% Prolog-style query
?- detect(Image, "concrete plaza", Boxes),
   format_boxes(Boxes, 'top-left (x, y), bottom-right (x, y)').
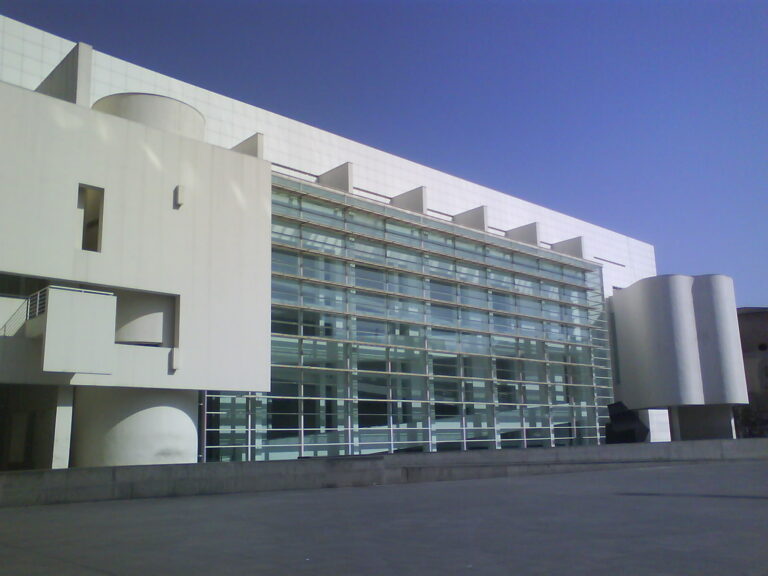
top-left (0, 460), bottom-right (766, 575)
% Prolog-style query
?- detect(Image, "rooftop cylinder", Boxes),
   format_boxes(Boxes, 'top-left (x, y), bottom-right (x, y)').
top-left (92, 93), bottom-right (205, 140)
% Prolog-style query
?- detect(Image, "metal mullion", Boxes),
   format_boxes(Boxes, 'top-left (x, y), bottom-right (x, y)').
top-left (298, 350), bottom-right (305, 458)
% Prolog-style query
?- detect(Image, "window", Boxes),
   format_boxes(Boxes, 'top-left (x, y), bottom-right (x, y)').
top-left (78, 184), bottom-right (104, 252)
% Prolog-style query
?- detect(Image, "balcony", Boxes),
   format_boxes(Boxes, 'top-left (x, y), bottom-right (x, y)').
top-left (1, 286), bottom-right (116, 375)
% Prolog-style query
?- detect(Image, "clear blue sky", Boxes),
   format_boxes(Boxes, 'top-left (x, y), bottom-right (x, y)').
top-left (2, 0), bottom-right (766, 306)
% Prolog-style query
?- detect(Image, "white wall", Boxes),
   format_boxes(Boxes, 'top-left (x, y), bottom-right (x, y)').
top-left (0, 81), bottom-right (272, 392)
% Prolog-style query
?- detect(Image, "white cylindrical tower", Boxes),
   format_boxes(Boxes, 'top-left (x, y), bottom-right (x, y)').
top-left (71, 387), bottom-right (198, 467)
top-left (92, 93), bottom-right (205, 140)
top-left (611, 274), bottom-right (705, 408)
top-left (692, 275), bottom-right (749, 404)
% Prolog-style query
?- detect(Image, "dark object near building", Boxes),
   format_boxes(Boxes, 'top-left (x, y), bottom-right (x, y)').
top-left (606, 402), bottom-right (649, 444)
top-left (735, 308), bottom-right (768, 438)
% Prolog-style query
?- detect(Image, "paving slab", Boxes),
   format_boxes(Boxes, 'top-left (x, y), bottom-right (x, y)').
top-left (0, 460), bottom-right (766, 576)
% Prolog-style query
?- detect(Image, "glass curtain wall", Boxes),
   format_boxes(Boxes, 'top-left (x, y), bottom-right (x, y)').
top-left (205, 175), bottom-right (612, 461)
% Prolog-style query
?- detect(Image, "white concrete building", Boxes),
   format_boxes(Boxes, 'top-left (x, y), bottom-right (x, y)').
top-left (0, 16), bottom-right (748, 469)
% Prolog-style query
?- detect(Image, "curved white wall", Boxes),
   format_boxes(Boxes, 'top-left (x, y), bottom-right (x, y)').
top-left (612, 275), bottom-right (703, 408)
top-left (72, 387), bottom-right (198, 467)
top-left (692, 275), bottom-right (748, 404)
top-left (92, 92), bottom-right (205, 140)
top-left (115, 290), bottom-right (175, 346)
top-left (612, 274), bottom-right (748, 410)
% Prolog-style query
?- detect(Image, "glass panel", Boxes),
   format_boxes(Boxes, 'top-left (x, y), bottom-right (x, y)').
top-left (495, 358), bottom-right (520, 381)
top-left (488, 269), bottom-right (512, 289)
top-left (272, 249), bottom-right (299, 275)
top-left (354, 265), bottom-right (386, 291)
top-left (463, 356), bottom-right (491, 378)
top-left (430, 330), bottom-right (459, 352)
top-left (273, 188), bottom-right (300, 210)
top-left (272, 220), bottom-right (300, 246)
top-left (389, 323), bottom-right (424, 348)
top-left (272, 278), bottom-right (299, 305)
top-left (386, 247), bottom-right (422, 272)
top-left (272, 307), bottom-right (299, 334)
top-left (272, 336), bottom-right (300, 365)
top-left (392, 376), bottom-right (427, 402)
top-left (303, 226), bottom-right (344, 256)
top-left (431, 304), bottom-right (457, 327)
top-left (490, 291), bottom-right (514, 313)
top-left (518, 296), bottom-right (541, 317)
top-left (491, 314), bottom-right (515, 333)
top-left (347, 210), bottom-right (383, 234)
top-left (390, 347), bottom-right (426, 374)
top-left (354, 345), bottom-right (388, 372)
top-left (351, 292), bottom-right (387, 316)
top-left (514, 254), bottom-right (538, 275)
top-left (521, 361), bottom-right (545, 382)
top-left (456, 263), bottom-right (484, 283)
top-left (303, 340), bottom-right (347, 369)
top-left (492, 335), bottom-right (518, 357)
top-left (355, 319), bottom-right (388, 343)
top-left (389, 272), bottom-right (423, 297)
top-left (303, 369), bottom-right (347, 400)
top-left (429, 280), bottom-right (456, 303)
top-left (497, 383), bottom-right (521, 404)
top-left (302, 311), bottom-right (346, 338)
top-left (389, 298), bottom-right (424, 322)
top-left (303, 255), bottom-right (345, 283)
top-left (431, 353), bottom-right (459, 376)
top-left (460, 285), bottom-right (487, 308)
top-left (302, 197), bottom-right (344, 227)
top-left (460, 309), bottom-right (488, 330)
top-left (423, 231), bottom-right (454, 255)
top-left (455, 238), bottom-right (484, 259)
top-left (461, 333), bottom-right (489, 354)
top-left (425, 255), bottom-right (455, 278)
top-left (513, 276), bottom-right (537, 296)
top-left (385, 220), bottom-right (421, 244)
top-left (270, 367), bottom-right (301, 396)
top-left (545, 342), bottom-right (567, 362)
top-left (302, 283), bottom-right (345, 311)
top-left (352, 239), bottom-right (386, 264)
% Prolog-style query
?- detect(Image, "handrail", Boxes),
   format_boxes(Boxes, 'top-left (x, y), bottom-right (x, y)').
top-left (26, 285), bottom-right (112, 320)
top-left (0, 299), bottom-right (28, 337)
top-left (1, 285), bottom-right (114, 335)
top-left (27, 288), bottom-right (47, 319)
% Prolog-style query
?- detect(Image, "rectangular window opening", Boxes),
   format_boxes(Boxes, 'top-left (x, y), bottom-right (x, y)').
top-left (78, 184), bottom-right (104, 252)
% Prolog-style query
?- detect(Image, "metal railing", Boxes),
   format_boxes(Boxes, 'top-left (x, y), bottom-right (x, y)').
top-left (1, 285), bottom-right (114, 337)
top-left (27, 287), bottom-right (48, 320)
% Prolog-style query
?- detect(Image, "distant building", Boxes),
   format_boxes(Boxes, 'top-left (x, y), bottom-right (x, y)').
top-left (735, 308), bottom-right (768, 437)
top-left (0, 15), bottom-right (749, 470)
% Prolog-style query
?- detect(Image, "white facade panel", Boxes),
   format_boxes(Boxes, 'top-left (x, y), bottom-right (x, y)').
top-left (41, 287), bottom-right (117, 375)
top-left (0, 80), bottom-right (272, 392)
